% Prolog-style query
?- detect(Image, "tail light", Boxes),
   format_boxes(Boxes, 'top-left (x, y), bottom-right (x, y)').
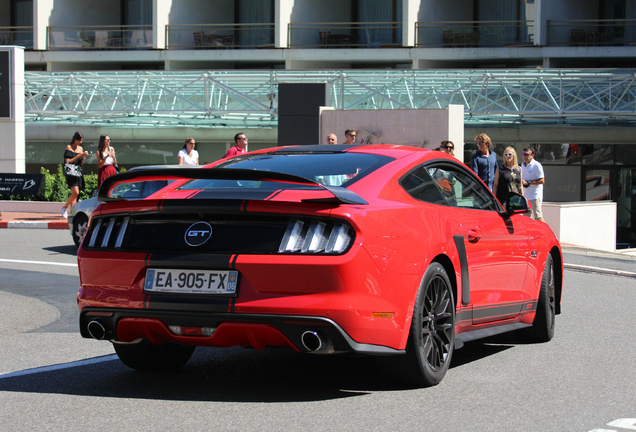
top-left (278, 220), bottom-right (354, 254)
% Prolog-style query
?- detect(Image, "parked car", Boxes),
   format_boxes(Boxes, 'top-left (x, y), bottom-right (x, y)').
top-left (68, 167), bottom-right (180, 246)
top-left (76, 145), bottom-right (563, 387)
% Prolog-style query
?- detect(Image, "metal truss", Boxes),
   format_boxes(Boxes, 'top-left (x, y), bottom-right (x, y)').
top-left (23, 69), bottom-right (636, 128)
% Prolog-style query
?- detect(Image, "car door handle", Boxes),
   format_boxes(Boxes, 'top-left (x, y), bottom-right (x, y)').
top-left (467, 229), bottom-right (482, 243)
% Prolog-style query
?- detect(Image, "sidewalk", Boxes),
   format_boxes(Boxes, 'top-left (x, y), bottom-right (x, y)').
top-left (0, 211), bottom-right (69, 229)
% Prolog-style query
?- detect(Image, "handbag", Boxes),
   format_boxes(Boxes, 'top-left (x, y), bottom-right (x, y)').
top-left (64, 163), bottom-right (82, 177)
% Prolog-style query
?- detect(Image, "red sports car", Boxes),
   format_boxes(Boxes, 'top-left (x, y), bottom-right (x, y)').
top-left (77, 144), bottom-right (562, 387)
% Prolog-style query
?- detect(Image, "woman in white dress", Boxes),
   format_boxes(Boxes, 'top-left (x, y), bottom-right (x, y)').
top-left (178, 137), bottom-right (199, 165)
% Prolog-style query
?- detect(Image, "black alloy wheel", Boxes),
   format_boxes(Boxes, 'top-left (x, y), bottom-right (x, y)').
top-left (526, 254), bottom-right (556, 342)
top-left (404, 262), bottom-right (456, 387)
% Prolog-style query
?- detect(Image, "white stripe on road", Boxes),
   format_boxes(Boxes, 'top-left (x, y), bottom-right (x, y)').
top-left (0, 354), bottom-right (118, 379)
top-left (0, 258), bottom-right (77, 267)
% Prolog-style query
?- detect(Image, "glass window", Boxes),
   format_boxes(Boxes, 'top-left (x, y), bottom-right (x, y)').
top-left (615, 144), bottom-right (636, 165)
top-left (400, 163), bottom-right (500, 211)
top-left (181, 152), bottom-right (395, 193)
top-left (400, 166), bottom-right (447, 205)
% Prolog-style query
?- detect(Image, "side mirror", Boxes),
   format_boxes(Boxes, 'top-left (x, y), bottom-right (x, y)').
top-left (505, 192), bottom-right (531, 215)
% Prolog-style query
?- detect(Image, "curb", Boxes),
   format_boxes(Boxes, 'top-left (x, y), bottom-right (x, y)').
top-left (564, 263), bottom-right (636, 278)
top-left (0, 220), bottom-right (69, 229)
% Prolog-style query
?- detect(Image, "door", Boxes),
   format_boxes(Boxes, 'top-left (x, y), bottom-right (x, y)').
top-left (425, 164), bottom-right (531, 324)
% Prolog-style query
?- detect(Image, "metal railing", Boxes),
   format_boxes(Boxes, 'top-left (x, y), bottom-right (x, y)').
top-left (166, 23), bottom-right (275, 49)
top-left (416, 21), bottom-right (535, 47)
top-left (288, 22), bottom-right (403, 48)
top-left (0, 26), bottom-right (34, 48)
top-left (23, 70), bottom-right (636, 128)
top-left (547, 19), bottom-right (636, 46)
top-left (47, 25), bottom-right (153, 50)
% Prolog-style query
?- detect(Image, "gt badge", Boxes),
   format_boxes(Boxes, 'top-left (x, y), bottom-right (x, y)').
top-left (184, 222), bottom-right (213, 247)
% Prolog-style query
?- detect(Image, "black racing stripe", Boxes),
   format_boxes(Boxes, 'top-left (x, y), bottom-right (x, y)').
top-left (157, 199), bottom-right (245, 213)
top-left (144, 293), bottom-right (232, 313)
top-left (229, 254), bottom-right (238, 270)
top-left (265, 189), bottom-right (284, 201)
top-left (455, 308), bottom-right (471, 326)
top-left (472, 301), bottom-right (527, 322)
top-left (453, 235), bottom-right (470, 306)
top-left (147, 252), bottom-right (235, 270)
top-left (241, 200), bottom-right (248, 212)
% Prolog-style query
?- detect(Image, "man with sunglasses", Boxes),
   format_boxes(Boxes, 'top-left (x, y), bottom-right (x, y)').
top-left (344, 129), bottom-right (357, 145)
top-left (521, 147), bottom-right (545, 222)
top-left (224, 133), bottom-right (248, 159)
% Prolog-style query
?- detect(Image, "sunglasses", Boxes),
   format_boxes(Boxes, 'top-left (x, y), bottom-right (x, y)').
top-left (522, 153), bottom-right (532, 156)
top-left (444, 146), bottom-right (454, 150)
top-left (504, 153), bottom-right (513, 156)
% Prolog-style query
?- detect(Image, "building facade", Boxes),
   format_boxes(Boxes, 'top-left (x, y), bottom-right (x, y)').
top-left (1, 0), bottom-right (635, 247)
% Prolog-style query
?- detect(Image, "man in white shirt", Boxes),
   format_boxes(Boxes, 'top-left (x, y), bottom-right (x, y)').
top-left (521, 147), bottom-right (545, 222)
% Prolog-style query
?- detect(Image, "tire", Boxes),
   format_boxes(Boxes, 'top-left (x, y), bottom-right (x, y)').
top-left (402, 262), bottom-right (456, 387)
top-left (526, 254), bottom-right (556, 342)
top-left (113, 341), bottom-right (195, 372)
top-left (72, 213), bottom-right (89, 247)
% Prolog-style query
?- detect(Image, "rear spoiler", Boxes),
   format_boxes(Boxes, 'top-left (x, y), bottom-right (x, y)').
top-left (97, 168), bottom-right (368, 205)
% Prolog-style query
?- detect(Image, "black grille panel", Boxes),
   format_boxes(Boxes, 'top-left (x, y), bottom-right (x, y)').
top-left (84, 213), bottom-right (290, 254)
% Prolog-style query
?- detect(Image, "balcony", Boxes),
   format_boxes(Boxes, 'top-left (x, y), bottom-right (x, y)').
top-left (166, 24), bottom-right (275, 49)
top-left (0, 26), bottom-right (34, 49)
top-left (547, 19), bottom-right (636, 46)
top-left (288, 22), bottom-right (402, 48)
top-left (47, 25), bottom-right (153, 50)
top-left (415, 21), bottom-right (534, 47)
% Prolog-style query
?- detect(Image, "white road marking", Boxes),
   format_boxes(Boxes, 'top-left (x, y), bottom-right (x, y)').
top-left (0, 258), bottom-right (77, 267)
top-left (607, 419), bottom-right (636, 430)
top-left (0, 354), bottom-right (118, 379)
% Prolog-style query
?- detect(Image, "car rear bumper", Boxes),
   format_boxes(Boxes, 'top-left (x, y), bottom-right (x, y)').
top-left (79, 307), bottom-right (405, 356)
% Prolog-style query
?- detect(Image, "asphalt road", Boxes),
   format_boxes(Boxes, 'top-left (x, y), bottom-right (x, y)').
top-left (0, 229), bottom-right (635, 431)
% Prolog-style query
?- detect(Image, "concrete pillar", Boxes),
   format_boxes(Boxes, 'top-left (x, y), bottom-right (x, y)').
top-left (403, 0), bottom-right (419, 47)
top-left (276, 0), bottom-right (292, 48)
top-left (33, 0), bottom-right (55, 51)
top-left (154, 0), bottom-right (172, 49)
top-left (0, 47), bottom-right (25, 173)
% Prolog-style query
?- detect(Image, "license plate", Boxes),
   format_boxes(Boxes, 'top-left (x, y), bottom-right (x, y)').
top-left (144, 268), bottom-right (238, 295)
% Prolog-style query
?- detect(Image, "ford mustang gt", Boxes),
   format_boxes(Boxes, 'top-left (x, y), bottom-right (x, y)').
top-left (77, 144), bottom-right (562, 387)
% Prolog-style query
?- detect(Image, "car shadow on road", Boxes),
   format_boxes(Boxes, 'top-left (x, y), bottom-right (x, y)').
top-left (43, 245), bottom-right (78, 256)
top-left (0, 335), bottom-right (520, 402)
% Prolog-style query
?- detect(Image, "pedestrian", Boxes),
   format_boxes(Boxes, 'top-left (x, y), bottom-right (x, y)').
top-left (61, 131), bottom-right (89, 218)
top-left (494, 146), bottom-right (523, 204)
top-left (344, 129), bottom-right (357, 144)
top-left (178, 137), bottom-right (199, 165)
top-left (521, 147), bottom-right (545, 222)
top-left (224, 133), bottom-right (248, 158)
top-left (471, 133), bottom-right (498, 190)
top-left (439, 140), bottom-right (455, 157)
top-left (97, 134), bottom-right (118, 188)
top-left (326, 133), bottom-right (338, 145)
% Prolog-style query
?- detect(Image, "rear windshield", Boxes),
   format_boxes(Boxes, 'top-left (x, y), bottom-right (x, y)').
top-left (180, 152), bottom-right (394, 192)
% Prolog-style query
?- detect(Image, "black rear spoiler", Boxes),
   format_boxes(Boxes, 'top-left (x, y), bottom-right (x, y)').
top-left (97, 168), bottom-right (368, 205)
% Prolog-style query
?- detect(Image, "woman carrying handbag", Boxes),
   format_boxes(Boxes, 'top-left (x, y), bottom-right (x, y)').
top-left (61, 131), bottom-right (88, 218)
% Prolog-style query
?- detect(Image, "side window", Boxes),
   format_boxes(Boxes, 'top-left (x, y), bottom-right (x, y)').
top-left (426, 165), bottom-right (500, 211)
top-left (400, 165), bottom-right (448, 206)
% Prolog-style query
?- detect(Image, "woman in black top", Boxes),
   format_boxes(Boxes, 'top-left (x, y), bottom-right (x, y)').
top-left (494, 146), bottom-right (524, 205)
top-left (62, 131), bottom-right (89, 218)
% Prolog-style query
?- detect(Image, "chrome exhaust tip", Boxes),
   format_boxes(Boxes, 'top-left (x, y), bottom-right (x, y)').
top-left (87, 320), bottom-right (107, 340)
top-left (301, 330), bottom-right (325, 352)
